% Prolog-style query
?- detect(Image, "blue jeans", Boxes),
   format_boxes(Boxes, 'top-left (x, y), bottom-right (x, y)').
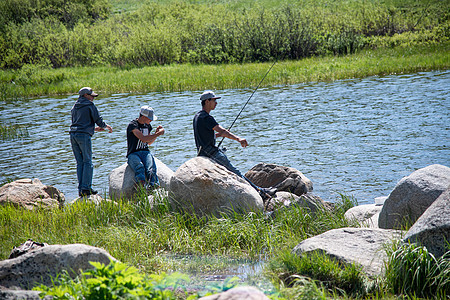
top-left (127, 150), bottom-right (159, 186)
top-left (70, 132), bottom-right (93, 192)
top-left (204, 149), bottom-right (261, 192)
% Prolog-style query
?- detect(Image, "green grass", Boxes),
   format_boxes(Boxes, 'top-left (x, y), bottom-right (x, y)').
top-left (2, 189), bottom-right (449, 298)
top-left (1, 43), bottom-right (448, 100)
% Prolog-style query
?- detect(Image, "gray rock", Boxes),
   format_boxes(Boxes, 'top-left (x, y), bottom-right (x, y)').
top-left (379, 164), bottom-right (450, 229)
top-left (0, 290), bottom-right (50, 300)
top-left (266, 191), bottom-right (327, 213)
top-left (403, 187), bottom-right (450, 258)
top-left (169, 157), bottom-right (263, 217)
top-left (199, 286), bottom-right (269, 300)
top-left (292, 227), bottom-right (403, 277)
top-left (0, 178), bottom-right (65, 210)
top-left (345, 204), bottom-right (383, 228)
top-left (108, 158), bottom-right (174, 199)
top-left (0, 244), bottom-right (116, 290)
top-left (245, 163), bottom-right (313, 196)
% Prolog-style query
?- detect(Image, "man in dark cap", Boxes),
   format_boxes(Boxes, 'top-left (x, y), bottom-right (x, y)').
top-left (193, 90), bottom-right (276, 200)
top-left (69, 87), bottom-right (113, 197)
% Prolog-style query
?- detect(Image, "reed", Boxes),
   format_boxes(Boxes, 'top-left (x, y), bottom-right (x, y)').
top-left (0, 43), bottom-right (448, 100)
top-left (0, 123), bottom-right (29, 140)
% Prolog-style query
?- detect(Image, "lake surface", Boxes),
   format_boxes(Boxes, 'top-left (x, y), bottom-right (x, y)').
top-left (1, 70), bottom-right (449, 203)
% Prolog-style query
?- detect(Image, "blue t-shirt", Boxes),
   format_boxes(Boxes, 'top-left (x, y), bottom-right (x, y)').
top-left (193, 110), bottom-right (218, 156)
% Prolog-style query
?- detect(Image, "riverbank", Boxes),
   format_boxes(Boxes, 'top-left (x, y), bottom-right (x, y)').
top-left (1, 43), bottom-right (449, 100)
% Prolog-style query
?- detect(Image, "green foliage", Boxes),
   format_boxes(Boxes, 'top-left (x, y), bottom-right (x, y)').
top-left (0, 0), bottom-right (111, 30)
top-left (0, 0), bottom-right (448, 69)
top-left (34, 259), bottom-right (190, 299)
top-left (384, 242), bottom-right (450, 299)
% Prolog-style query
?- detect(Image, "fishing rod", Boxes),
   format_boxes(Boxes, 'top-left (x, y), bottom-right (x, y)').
top-left (217, 58), bottom-right (278, 149)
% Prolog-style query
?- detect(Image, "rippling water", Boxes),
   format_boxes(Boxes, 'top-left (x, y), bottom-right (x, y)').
top-left (1, 71), bottom-right (449, 203)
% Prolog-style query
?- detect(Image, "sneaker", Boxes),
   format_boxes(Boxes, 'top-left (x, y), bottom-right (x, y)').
top-left (260, 187), bottom-right (277, 197)
top-left (79, 189), bottom-right (98, 197)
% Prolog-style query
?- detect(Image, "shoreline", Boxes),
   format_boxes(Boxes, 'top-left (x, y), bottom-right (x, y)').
top-left (1, 43), bottom-right (449, 100)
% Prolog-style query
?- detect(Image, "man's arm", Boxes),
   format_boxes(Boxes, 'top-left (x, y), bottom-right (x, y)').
top-left (213, 125), bottom-right (248, 148)
top-left (132, 125), bottom-right (165, 146)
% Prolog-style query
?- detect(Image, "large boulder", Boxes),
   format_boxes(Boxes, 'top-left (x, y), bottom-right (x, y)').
top-left (245, 163), bottom-right (313, 196)
top-left (199, 286), bottom-right (269, 300)
top-left (108, 158), bottom-right (174, 199)
top-left (169, 157), bottom-right (263, 217)
top-left (0, 178), bottom-right (64, 210)
top-left (292, 227), bottom-right (403, 277)
top-left (378, 164), bottom-right (450, 229)
top-left (403, 187), bottom-right (450, 258)
top-left (0, 244), bottom-right (116, 290)
top-left (345, 204), bottom-right (383, 228)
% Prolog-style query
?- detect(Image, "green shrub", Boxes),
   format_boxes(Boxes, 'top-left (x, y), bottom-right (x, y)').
top-left (34, 260), bottom-right (191, 299)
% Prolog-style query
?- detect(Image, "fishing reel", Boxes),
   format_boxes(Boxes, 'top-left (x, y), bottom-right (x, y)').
top-left (221, 147), bottom-right (227, 152)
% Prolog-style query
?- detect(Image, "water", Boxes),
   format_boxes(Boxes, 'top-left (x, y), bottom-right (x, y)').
top-left (1, 71), bottom-right (449, 203)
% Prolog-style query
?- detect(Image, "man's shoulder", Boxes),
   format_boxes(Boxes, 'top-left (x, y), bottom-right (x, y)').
top-left (127, 119), bottom-right (139, 129)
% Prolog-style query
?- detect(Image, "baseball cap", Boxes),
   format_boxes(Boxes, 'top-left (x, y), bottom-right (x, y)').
top-left (78, 87), bottom-right (98, 97)
top-left (140, 106), bottom-right (157, 121)
top-left (200, 90), bottom-right (221, 101)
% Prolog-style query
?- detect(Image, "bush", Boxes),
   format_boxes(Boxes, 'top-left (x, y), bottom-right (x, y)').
top-left (34, 260), bottom-right (191, 299)
top-left (1, 0), bottom-right (448, 69)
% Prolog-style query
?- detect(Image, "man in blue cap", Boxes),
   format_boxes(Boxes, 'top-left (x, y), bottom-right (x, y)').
top-left (70, 87), bottom-right (113, 197)
top-left (193, 90), bottom-right (276, 200)
top-left (126, 105), bottom-right (165, 189)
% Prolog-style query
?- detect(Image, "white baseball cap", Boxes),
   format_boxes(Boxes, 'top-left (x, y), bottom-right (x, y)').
top-left (200, 90), bottom-right (221, 101)
top-left (140, 106), bottom-right (157, 121)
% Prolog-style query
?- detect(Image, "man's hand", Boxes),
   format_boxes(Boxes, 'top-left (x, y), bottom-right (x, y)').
top-left (238, 138), bottom-right (248, 148)
top-left (155, 125), bottom-right (165, 136)
top-left (105, 124), bottom-right (113, 133)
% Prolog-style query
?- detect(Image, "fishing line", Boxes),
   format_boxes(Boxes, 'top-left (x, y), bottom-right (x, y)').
top-left (217, 58), bottom-right (278, 149)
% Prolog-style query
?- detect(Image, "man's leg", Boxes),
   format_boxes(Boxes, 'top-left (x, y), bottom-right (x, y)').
top-left (128, 152), bottom-right (147, 185)
top-left (142, 151), bottom-right (159, 187)
top-left (70, 133), bottom-right (83, 193)
top-left (71, 133), bottom-right (94, 194)
top-left (208, 150), bottom-right (277, 199)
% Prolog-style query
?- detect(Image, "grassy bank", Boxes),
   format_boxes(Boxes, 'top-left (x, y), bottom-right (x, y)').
top-left (2, 190), bottom-right (449, 298)
top-left (1, 42), bottom-right (449, 100)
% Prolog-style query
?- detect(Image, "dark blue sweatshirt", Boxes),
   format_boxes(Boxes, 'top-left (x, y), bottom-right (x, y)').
top-left (69, 96), bottom-right (107, 136)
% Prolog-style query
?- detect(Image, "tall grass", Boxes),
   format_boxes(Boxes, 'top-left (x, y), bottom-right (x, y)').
top-left (0, 123), bottom-right (29, 140)
top-left (0, 192), bottom-right (354, 272)
top-left (384, 242), bottom-right (450, 299)
top-left (0, 42), bottom-right (448, 99)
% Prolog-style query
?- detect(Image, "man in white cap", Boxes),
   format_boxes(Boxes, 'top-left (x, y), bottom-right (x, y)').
top-left (193, 90), bottom-right (276, 200)
top-left (126, 105), bottom-right (165, 189)
top-left (70, 87), bottom-right (113, 197)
